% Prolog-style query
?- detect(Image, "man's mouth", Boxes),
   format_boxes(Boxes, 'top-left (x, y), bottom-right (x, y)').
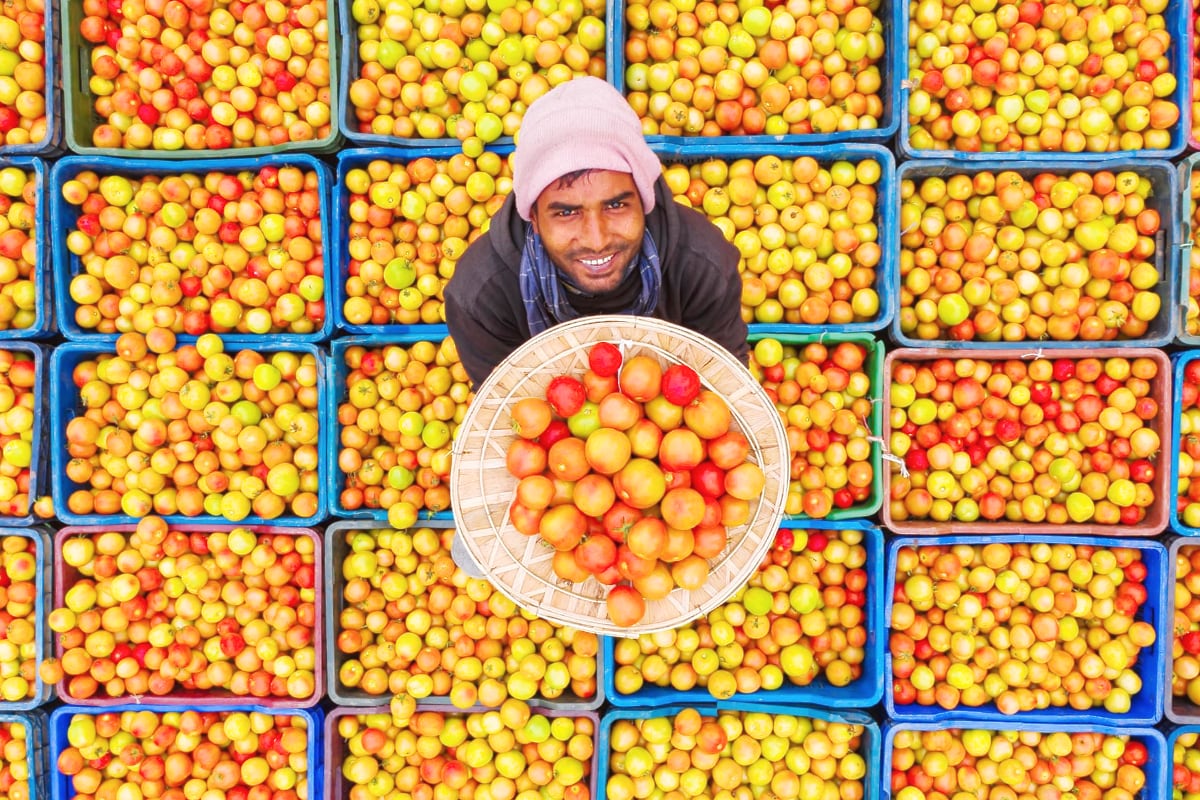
top-left (577, 253), bottom-right (617, 273)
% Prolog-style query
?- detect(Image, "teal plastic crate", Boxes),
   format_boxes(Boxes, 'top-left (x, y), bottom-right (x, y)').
top-left (59, 0), bottom-right (342, 158)
top-left (885, 534), bottom-right (1169, 726)
top-left (49, 341), bottom-right (332, 527)
top-left (603, 519), bottom-right (884, 708)
top-left (327, 331), bottom-right (457, 522)
top-left (894, 157), bottom-right (1179, 349)
top-left (49, 154), bottom-right (335, 344)
top-left (1168, 725), bottom-right (1200, 797)
top-left (747, 330), bottom-right (884, 521)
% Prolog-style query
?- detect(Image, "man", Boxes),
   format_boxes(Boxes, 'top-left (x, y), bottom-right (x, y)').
top-left (444, 76), bottom-right (748, 388)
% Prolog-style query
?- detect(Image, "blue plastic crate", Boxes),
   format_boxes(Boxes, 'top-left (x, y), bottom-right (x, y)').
top-left (0, 528), bottom-right (52, 711)
top-left (603, 519), bottom-right (883, 708)
top-left (884, 534), bottom-right (1169, 726)
top-left (883, 721), bottom-right (1167, 800)
top-left (49, 341), bottom-right (332, 527)
top-left (609, 0), bottom-right (901, 147)
top-left (0, 159), bottom-right (50, 341)
top-left (327, 332), bottom-right (458, 522)
top-left (48, 155), bottom-right (336, 345)
top-left (892, 157), bottom-right (1179, 350)
top-left (332, 145), bottom-right (514, 336)
top-left (1177, 153), bottom-right (1200, 345)
top-left (336, 0), bottom-right (618, 148)
top-left (597, 702), bottom-right (880, 800)
top-left (0, 710), bottom-right (49, 792)
top-left (324, 705), bottom-right (597, 800)
top-left (652, 141), bottom-right (897, 336)
top-left (0, 1), bottom-right (62, 158)
top-left (1172, 350), bottom-right (1200, 535)
top-left (898, 0), bottom-right (1190, 160)
top-left (50, 704), bottom-right (324, 800)
top-left (325, 519), bottom-right (606, 709)
top-left (59, 2), bottom-right (341, 159)
top-left (0, 342), bottom-right (47, 528)
top-left (746, 330), bottom-right (884, 521)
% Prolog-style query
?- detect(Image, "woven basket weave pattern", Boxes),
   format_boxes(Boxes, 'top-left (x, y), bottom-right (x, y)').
top-left (450, 316), bottom-right (789, 637)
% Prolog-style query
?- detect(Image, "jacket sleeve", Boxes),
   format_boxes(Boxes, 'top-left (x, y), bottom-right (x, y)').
top-left (444, 292), bottom-right (514, 388)
top-left (443, 246), bottom-right (531, 388)
top-left (673, 208), bottom-right (750, 364)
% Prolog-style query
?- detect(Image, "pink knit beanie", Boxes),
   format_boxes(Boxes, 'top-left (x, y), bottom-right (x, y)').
top-left (512, 77), bottom-right (661, 221)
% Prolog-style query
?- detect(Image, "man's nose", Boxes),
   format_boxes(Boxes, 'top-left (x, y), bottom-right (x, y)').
top-left (578, 210), bottom-right (606, 249)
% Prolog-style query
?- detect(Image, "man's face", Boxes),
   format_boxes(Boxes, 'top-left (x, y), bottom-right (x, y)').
top-left (529, 170), bottom-right (646, 295)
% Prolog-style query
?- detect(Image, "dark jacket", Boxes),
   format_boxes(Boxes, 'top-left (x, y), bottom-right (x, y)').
top-left (445, 176), bottom-right (748, 386)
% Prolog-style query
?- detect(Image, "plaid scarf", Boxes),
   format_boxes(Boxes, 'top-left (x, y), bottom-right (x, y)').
top-left (519, 228), bottom-right (662, 336)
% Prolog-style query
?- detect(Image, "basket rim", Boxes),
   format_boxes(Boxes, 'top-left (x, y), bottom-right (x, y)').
top-left (449, 315), bottom-right (789, 637)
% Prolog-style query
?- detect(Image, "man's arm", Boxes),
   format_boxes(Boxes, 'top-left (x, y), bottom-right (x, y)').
top-left (444, 290), bottom-right (527, 388)
top-left (668, 204), bottom-right (750, 363)
top-left (684, 256), bottom-right (749, 364)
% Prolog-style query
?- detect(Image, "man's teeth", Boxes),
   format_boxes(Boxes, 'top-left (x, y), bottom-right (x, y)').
top-left (580, 255), bottom-right (613, 267)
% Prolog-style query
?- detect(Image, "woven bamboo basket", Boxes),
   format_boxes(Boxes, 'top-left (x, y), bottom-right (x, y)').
top-left (450, 315), bottom-right (789, 637)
